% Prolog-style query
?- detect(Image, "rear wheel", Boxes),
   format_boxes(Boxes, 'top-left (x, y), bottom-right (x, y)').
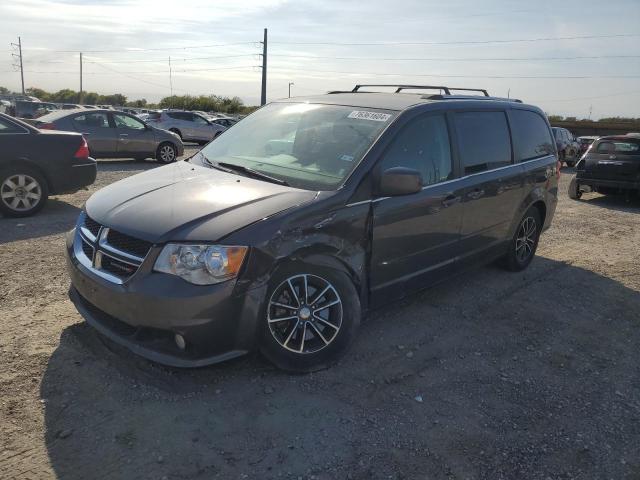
top-left (568, 176), bottom-right (582, 200)
top-left (169, 128), bottom-right (182, 140)
top-left (501, 207), bottom-right (542, 272)
top-left (156, 142), bottom-right (177, 163)
top-left (0, 166), bottom-right (48, 217)
top-left (259, 264), bottom-right (360, 372)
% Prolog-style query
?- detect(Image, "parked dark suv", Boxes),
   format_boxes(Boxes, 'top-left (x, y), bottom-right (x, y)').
top-left (552, 127), bottom-right (579, 167)
top-left (65, 85), bottom-right (558, 372)
top-left (569, 134), bottom-right (640, 200)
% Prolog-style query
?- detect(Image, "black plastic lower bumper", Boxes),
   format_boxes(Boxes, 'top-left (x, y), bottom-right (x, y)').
top-left (68, 286), bottom-right (248, 367)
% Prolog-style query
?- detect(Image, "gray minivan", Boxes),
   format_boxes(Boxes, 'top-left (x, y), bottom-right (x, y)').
top-left (66, 85), bottom-right (559, 372)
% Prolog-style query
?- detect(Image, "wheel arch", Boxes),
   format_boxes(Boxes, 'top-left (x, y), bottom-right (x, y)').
top-left (0, 158), bottom-right (53, 192)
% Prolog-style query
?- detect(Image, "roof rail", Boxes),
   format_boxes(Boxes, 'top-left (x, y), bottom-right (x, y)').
top-left (422, 94), bottom-right (522, 103)
top-left (352, 84), bottom-right (452, 94)
top-left (447, 87), bottom-right (489, 96)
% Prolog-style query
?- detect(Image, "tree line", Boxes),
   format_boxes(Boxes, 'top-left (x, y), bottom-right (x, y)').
top-left (0, 86), bottom-right (256, 114)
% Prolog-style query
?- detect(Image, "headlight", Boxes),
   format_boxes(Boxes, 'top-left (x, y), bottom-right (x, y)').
top-left (154, 244), bottom-right (248, 285)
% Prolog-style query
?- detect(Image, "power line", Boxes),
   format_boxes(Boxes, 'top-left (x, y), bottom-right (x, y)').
top-left (23, 42), bottom-right (258, 54)
top-left (83, 54), bottom-right (258, 65)
top-left (269, 33), bottom-right (640, 46)
top-left (533, 90), bottom-right (640, 103)
top-left (270, 67), bottom-right (640, 79)
top-left (270, 54), bottom-right (640, 62)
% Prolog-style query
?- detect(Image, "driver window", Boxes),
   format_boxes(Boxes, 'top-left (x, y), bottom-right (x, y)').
top-left (378, 114), bottom-right (453, 186)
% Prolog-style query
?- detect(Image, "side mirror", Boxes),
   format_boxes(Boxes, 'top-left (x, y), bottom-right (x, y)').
top-left (377, 167), bottom-right (423, 196)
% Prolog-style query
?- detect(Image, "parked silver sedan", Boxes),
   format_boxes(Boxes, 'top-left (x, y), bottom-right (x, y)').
top-left (146, 110), bottom-right (226, 144)
top-left (34, 109), bottom-right (184, 163)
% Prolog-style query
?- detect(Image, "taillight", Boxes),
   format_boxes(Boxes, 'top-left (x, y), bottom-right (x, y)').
top-left (39, 122), bottom-right (56, 130)
top-left (74, 137), bottom-right (90, 159)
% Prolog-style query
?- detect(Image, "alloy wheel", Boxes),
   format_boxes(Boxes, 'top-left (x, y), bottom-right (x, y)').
top-left (515, 216), bottom-right (537, 262)
top-left (1, 174), bottom-right (42, 212)
top-left (159, 145), bottom-right (176, 163)
top-left (267, 274), bottom-right (343, 354)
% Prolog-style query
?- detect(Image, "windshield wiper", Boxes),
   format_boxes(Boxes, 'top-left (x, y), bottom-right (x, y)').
top-left (217, 161), bottom-right (289, 186)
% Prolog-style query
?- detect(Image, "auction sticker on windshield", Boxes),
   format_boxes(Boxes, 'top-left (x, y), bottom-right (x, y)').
top-left (347, 111), bottom-right (392, 122)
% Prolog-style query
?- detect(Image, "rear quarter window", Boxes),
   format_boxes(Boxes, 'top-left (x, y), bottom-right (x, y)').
top-left (72, 112), bottom-right (110, 128)
top-left (510, 110), bottom-right (555, 162)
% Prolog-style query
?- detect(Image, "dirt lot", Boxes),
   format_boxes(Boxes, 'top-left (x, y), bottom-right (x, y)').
top-left (1, 151), bottom-right (639, 480)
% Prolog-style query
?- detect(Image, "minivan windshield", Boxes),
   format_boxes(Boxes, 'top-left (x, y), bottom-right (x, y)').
top-left (194, 102), bottom-right (396, 190)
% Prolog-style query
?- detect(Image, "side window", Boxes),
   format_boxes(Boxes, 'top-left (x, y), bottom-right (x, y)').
top-left (193, 114), bottom-right (208, 125)
top-left (510, 110), bottom-right (555, 162)
top-left (454, 111), bottom-right (512, 174)
top-left (113, 113), bottom-right (145, 130)
top-left (0, 117), bottom-right (26, 134)
top-left (72, 112), bottom-right (110, 129)
top-left (379, 114), bottom-right (453, 187)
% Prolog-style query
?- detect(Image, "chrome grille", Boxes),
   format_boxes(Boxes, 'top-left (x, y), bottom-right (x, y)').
top-left (74, 212), bottom-right (153, 284)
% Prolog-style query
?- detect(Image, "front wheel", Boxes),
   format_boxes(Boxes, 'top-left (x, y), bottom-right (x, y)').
top-left (568, 176), bottom-right (582, 200)
top-left (0, 167), bottom-right (49, 217)
top-left (501, 207), bottom-right (542, 272)
top-left (259, 264), bottom-right (361, 372)
top-left (156, 142), bottom-right (177, 163)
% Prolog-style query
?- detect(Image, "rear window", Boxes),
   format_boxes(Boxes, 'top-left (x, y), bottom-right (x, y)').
top-left (454, 111), bottom-right (512, 174)
top-left (510, 110), bottom-right (554, 162)
top-left (167, 112), bottom-right (188, 120)
top-left (72, 112), bottom-right (110, 128)
top-left (596, 140), bottom-right (640, 154)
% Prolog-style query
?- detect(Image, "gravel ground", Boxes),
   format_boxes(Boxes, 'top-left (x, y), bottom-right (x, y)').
top-left (1, 151), bottom-right (639, 480)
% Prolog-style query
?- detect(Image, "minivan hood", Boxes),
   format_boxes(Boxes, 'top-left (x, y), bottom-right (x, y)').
top-left (85, 161), bottom-right (318, 243)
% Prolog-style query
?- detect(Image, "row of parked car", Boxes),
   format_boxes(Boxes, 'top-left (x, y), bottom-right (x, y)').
top-left (0, 105), bottom-right (240, 216)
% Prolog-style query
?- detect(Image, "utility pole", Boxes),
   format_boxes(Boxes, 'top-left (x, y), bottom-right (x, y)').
top-left (79, 52), bottom-right (83, 104)
top-left (169, 56), bottom-right (173, 100)
top-left (11, 36), bottom-right (25, 95)
top-left (288, 82), bottom-right (294, 98)
top-left (260, 28), bottom-right (267, 105)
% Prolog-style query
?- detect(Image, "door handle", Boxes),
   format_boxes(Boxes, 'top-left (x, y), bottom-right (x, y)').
top-left (441, 194), bottom-right (460, 208)
top-left (119, 133), bottom-right (129, 137)
top-left (81, 132), bottom-right (91, 136)
top-left (466, 188), bottom-right (485, 200)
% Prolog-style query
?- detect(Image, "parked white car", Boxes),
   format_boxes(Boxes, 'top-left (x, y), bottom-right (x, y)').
top-left (147, 110), bottom-right (226, 144)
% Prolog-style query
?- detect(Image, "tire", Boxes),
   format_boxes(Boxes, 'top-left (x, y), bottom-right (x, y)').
top-left (0, 166), bottom-right (49, 217)
top-left (169, 128), bottom-right (182, 140)
top-left (259, 263), bottom-right (361, 372)
top-left (156, 142), bottom-right (178, 164)
top-left (501, 207), bottom-right (542, 272)
top-left (568, 176), bottom-right (582, 200)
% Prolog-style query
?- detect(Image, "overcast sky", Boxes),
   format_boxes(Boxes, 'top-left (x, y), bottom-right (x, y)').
top-left (1, 0), bottom-right (639, 118)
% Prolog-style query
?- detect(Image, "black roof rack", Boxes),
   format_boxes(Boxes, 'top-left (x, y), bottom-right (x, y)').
top-left (352, 84), bottom-right (452, 94)
top-left (350, 84), bottom-right (490, 96)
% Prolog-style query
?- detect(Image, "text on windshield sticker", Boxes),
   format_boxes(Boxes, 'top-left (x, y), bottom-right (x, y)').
top-left (348, 111), bottom-right (392, 122)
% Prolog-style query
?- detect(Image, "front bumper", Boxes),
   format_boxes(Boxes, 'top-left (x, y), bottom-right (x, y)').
top-left (65, 228), bottom-right (263, 367)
